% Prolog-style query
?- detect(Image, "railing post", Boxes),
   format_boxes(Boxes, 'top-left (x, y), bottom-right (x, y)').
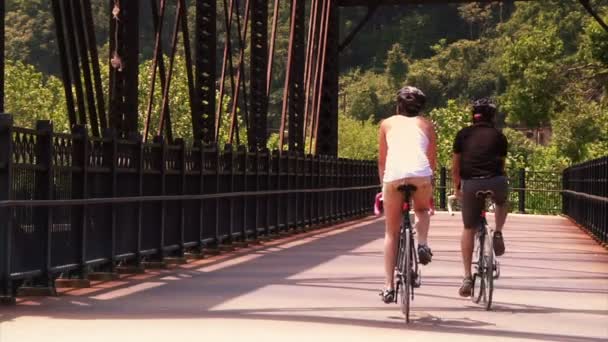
top-left (177, 138), bottom-right (186, 256)
top-left (135, 134), bottom-right (144, 266)
top-left (71, 125), bottom-right (89, 282)
top-left (35, 120), bottom-right (55, 292)
top-left (518, 168), bottom-right (526, 214)
top-left (213, 144), bottom-right (220, 244)
top-left (238, 145), bottom-right (248, 241)
top-left (252, 148), bottom-right (260, 240)
top-left (0, 114), bottom-right (14, 304)
top-left (272, 150), bottom-right (281, 233)
top-left (439, 167), bottom-right (447, 210)
top-left (225, 144), bottom-right (235, 242)
top-left (197, 141), bottom-right (205, 253)
top-left (264, 149), bottom-right (271, 236)
top-left (153, 135), bottom-right (166, 259)
top-left (562, 167), bottom-right (568, 215)
top-left (103, 128), bottom-right (118, 271)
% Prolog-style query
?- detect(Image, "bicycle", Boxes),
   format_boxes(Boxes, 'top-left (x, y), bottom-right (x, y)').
top-left (471, 190), bottom-right (501, 310)
top-left (394, 184), bottom-right (421, 323)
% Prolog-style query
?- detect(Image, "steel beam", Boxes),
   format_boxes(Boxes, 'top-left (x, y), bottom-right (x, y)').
top-left (288, 0), bottom-right (306, 152)
top-left (338, 0), bottom-right (531, 6)
top-left (83, 0), bottom-right (107, 131)
top-left (71, 0), bottom-right (100, 137)
top-left (51, 0), bottom-right (79, 129)
top-left (250, 0), bottom-right (269, 149)
top-left (196, 0), bottom-right (217, 143)
top-left (0, 0), bottom-right (4, 113)
top-left (62, 0), bottom-right (87, 127)
top-left (109, 0), bottom-right (139, 138)
top-left (316, 1), bottom-right (338, 156)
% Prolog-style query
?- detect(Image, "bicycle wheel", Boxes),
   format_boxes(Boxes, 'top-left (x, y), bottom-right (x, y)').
top-left (484, 228), bottom-right (494, 310)
top-left (401, 229), bottom-right (412, 322)
top-left (471, 232), bottom-right (484, 304)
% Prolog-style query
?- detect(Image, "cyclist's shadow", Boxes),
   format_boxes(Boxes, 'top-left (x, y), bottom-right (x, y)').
top-left (391, 314), bottom-right (493, 328)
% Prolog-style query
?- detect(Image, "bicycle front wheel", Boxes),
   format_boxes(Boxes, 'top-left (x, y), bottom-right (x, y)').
top-left (401, 230), bottom-right (412, 323)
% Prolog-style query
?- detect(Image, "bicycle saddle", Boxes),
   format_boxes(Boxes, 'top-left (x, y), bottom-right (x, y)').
top-left (475, 190), bottom-right (494, 199)
top-left (397, 184), bottom-right (417, 194)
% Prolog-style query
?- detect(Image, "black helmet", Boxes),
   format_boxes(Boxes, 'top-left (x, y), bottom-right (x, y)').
top-left (472, 98), bottom-right (497, 122)
top-left (397, 86), bottom-right (426, 117)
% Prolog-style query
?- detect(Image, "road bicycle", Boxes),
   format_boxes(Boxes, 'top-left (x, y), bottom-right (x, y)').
top-left (471, 190), bottom-right (501, 310)
top-left (394, 184), bottom-right (421, 323)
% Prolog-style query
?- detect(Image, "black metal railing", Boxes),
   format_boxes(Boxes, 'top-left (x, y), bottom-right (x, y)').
top-left (562, 156), bottom-right (608, 245)
top-left (0, 115), bottom-right (379, 302)
top-left (434, 167), bottom-right (563, 215)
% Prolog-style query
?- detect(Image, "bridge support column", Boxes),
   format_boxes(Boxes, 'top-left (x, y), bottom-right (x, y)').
top-left (196, 0), bottom-right (217, 144)
top-left (250, 0), bottom-right (269, 150)
top-left (0, 114), bottom-right (14, 304)
top-left (109, 0), bottom-right (139, 138)
top-left (317, 2), bottom-right (338, 156)
top-left (0, 0), bottom-right (4, 113)
top-left (287, 0), bottom-right (306, 152)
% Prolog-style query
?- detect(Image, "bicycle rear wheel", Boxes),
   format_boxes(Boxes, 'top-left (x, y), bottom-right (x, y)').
top-left (484, 229), bottom-right (494, 310)
top-left (472, 232), bottom-right (484, 304)
top-left (400, 229), bottom-right (412, 323)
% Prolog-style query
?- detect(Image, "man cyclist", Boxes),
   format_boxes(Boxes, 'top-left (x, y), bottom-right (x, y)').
top-left (452, 98), bottom-right (508, 297)
top-left (378, 86), bottom-right (437, 303)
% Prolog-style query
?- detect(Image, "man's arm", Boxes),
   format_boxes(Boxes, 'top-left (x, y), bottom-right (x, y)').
top-left (452, 129), bottom-right (463, 197)
top-left (378, 121), bottom-right (387, 184)
top-left (499, 133), bottom-right (509, 174)
top-left (452, 153), bottom-right (461, 197)
top-left (425, 120), bottom-right (437, 173)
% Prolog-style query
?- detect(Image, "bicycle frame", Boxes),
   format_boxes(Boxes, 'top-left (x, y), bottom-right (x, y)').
top-left (394, 189), bottom-right (420, 323)
top-left (472, 195), bottom-right (500, 309)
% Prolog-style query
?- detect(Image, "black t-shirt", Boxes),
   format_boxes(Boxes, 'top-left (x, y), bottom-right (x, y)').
top-left (453, 122), bottom-right (508, 179)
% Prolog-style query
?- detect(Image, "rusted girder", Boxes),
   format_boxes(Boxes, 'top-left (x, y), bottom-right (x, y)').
top-left (338, 0), bottom-right (533, 6)
top-left (250, 0), bottom-right (269, 149)
top-left (196, 0), bottom-right (217, 144)
top-left (279, 0), bottom-right (306, 153)
top-left (109, 0), bottom-right (140, 139)
top-left (0, 0), bottom-right (3, 113)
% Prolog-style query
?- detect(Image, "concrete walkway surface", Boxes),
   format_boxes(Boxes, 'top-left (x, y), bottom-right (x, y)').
top-left (1, 212), bottom-right (607, 342)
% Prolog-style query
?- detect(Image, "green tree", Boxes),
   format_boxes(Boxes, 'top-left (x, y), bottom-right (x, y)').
top-left (428, 100), bottom-right (469, 167)
top-left (458, 3), bottom-right (499, 39)
top-left (138, 56), bottom-right (243, 146)
top-left (584, 16), bottom-right (608, 66)
top-left (550, 98), bottom-right (608, 164)
top-left (385, 43), bottom-right (409, 89)
top-left (5, 0), bottom-right (109, 75)
top-left (4, 60), bottom-right (68, 131)
top-left (348, 88), bottom-right (380, 121)
top-left (498, 26), bottom-right (564, 128)
top-left (341, 69), bottom-right (394, 122)
top-left (338, 112), bottom-right (379, 159)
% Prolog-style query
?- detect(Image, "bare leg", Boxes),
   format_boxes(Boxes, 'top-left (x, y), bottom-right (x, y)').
top-left (494, 203), bottom-right (508, 232)
top-left (461, 227), bottom-right (476, 278)
top-left (448, 195), bottom-right (457, 216)
top-left (447, 197), bottom-right (454, 215)
top-left (414, 209), bottom-right (430, 245)
top-left (383, 188), bottom-right (402, 290)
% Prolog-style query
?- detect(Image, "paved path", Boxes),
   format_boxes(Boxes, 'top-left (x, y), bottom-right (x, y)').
top-left (1, 213), bottom-right (607, 342)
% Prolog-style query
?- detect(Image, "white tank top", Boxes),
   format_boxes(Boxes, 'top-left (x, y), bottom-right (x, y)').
top-left (383, 116), bottom-right (433, 182)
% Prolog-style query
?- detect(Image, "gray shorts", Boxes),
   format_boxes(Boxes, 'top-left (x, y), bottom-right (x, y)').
top-left (461, 176), bottom-right (508, 228)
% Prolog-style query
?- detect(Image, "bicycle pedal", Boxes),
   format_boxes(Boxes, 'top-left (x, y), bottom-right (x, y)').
top-left (494, 264), bottom-right (501, 279)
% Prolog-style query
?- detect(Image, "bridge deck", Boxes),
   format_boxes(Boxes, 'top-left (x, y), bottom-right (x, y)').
top-left (1, 213), bottom-right (607, 342)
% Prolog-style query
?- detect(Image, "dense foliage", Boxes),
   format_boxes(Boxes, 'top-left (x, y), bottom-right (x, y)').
top-left (339, 1), bottom-right (607, 169)
top-left (3, 0), bottom-right (607, 170)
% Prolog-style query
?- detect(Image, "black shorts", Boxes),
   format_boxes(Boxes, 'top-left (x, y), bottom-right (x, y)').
top-left (461, 176), bottom-right (508, 228)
